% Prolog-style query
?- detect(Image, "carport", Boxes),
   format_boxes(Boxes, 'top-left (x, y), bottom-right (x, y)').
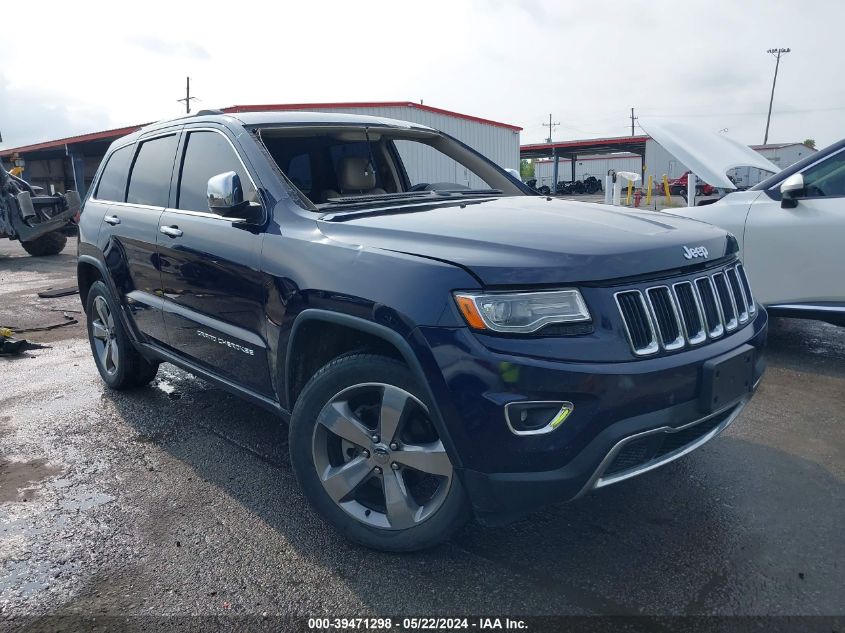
top-left (521, 135), bottom-right (649, 187)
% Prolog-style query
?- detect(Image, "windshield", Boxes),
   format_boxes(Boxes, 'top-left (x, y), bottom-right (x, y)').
top-left (257, 125), bottom-right (525, 208)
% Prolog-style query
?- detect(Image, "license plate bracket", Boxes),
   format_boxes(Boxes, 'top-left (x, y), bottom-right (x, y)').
top-left (700, 344), bottom-right (755, 413)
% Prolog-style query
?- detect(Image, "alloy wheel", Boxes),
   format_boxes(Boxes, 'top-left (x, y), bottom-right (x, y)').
top-left (311, 382), bottom-right (453, 530)
top-left (91, 295), bottom-right (119, 376)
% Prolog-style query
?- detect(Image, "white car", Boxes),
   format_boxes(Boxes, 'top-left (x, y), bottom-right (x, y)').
top-left (638, 119), bottom-right (845, 326)
top-left (672, 140), bottom-right (845, 326)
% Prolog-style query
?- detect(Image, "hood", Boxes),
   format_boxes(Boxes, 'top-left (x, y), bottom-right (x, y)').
top-left (638, 118), bottom-right (779, 189)
top-left (316, 197), bottom-right (736, 286)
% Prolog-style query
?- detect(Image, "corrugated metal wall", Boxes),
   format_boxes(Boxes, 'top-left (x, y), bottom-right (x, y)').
top-left (533, 154), bottom-right (642, 187)
top-left (294, 105), bottom-right (520, 189)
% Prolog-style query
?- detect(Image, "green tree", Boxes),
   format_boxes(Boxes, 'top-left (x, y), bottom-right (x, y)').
top-left (520, 159), bottom-right (535, 181)
top-left (803, 139), bottom-right (816, 149)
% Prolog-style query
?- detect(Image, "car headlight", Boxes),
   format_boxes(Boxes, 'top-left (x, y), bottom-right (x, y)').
top-left (453, 289), bottom-right (590, 333)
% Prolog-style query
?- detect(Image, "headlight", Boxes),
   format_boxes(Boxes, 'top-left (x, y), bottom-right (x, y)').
top-left (453, 289), bottom-right (590, 333)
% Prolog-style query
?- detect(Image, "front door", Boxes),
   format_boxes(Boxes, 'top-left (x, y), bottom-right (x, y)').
top-left (155, 128), bottom-right (272, 395)
top-left (744, 148), bottom-right (845, 306)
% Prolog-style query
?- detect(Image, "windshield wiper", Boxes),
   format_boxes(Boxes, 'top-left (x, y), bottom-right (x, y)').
top-left (431, 188), bottom-right (503, 196)
top-left (320, 189), bottom-right (502, 208)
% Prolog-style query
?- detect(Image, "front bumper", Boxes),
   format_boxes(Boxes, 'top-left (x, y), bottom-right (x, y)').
top-left (417, 308), bottom-right (767, 524)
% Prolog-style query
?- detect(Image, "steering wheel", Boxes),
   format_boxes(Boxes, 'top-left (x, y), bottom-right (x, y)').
top-left (408, 183), bottom-right (431, 192)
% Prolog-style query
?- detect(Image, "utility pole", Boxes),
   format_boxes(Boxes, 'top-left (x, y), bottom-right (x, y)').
top-left (630, 107), bottom-right (636, 136)
top-left (763, 48), bottom-right (790, 144)
top-left (543, 114), bottom-right (559, 143)
top-left (177, 76), bottom-right (199, 114)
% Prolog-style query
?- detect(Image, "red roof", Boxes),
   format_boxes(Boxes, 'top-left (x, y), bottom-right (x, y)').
top-left (222, 102), bottom-right (522, 131)
top-left (0, 123), bottom-right (149, 157)
top-left (521, 135), bottom-right (650, 152)
top-left (0, 101), bottom-right (521, 157)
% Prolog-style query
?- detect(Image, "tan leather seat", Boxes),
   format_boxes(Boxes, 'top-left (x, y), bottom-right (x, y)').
top-left (325, 157), bottom-right (385, 199)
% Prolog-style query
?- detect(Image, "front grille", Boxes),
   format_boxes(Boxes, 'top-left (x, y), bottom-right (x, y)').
top-left (616, 262), bottom-right (753, 355)
top-left (603, 408), bottom-right (732, 478)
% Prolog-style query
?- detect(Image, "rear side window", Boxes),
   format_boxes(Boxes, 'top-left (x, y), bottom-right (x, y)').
top-left (95, 145), bottom-right (133, 202)
top-left (127, 134), bottom-right (179, 207)
top-left (177, 131), bottom-right (256, 212)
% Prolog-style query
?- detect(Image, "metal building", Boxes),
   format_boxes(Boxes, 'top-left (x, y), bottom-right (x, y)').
top-left (0, 102), bottom-right (522, 196)
top-left (524, 136), bottom-right (816, 191)
top-left (728, 142), bottom-right (817, 188)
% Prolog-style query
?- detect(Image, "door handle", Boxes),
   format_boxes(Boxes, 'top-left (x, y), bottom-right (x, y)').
top-left (103, 215), bottom-right (121, 225)
top-left (159, 225), bottom-right (183, 238)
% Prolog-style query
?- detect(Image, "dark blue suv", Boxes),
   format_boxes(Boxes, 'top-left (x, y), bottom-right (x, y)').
top-left (77, 111), bottom-right (767, 551)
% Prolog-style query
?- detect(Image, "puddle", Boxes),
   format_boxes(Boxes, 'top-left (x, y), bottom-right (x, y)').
top-left (58, 492), bottom-right (114, 511)
top-left (0, 458), bottom-right (63, 502)
top-left (155, 379), bottom-right (177, 395)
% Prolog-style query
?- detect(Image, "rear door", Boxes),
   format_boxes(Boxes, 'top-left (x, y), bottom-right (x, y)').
top-left (96, 133), bottom-right (179, 343)
top-left (744, 148), bottom-right (845, 306)
top-left (156, 127), bottom-right (272, 395)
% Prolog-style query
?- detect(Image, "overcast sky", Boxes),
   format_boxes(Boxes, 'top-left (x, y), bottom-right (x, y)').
top-left (1, 0), bottom-right (842, 151)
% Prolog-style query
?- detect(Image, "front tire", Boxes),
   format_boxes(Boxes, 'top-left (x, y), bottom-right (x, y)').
top-left (289, 354), bottom-right (470, 551)
top-left (20, 231), bottom-right (67, 256)
top-left (85, 281), bottom-right (159, 389)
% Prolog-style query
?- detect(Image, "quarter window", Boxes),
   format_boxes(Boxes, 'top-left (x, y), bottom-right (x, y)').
top-left (126, 134), bottom-right (179, 207)
top-left (95, 145), bottom-right (133, 202)
top-left (177, 131), bottom-right (255, 213)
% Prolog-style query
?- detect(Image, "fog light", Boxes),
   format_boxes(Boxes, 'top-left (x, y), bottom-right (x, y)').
top-left (505, 401), bottom-right (574, 436)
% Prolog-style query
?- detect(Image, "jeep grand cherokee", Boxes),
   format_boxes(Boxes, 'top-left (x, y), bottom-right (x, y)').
top-left (77, 110), bottom-right (767, 551)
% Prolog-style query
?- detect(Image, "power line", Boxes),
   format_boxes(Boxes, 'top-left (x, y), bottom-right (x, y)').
top-left (640, 105), bottom-right (844, 118)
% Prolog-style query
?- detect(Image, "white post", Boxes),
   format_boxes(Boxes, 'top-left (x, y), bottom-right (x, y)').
top-left (688, 172), bottom-right (696, 207)
top-left (605, 172), bottom-right (614, 205)
top-left (613, 177), bottom-right (623, 206)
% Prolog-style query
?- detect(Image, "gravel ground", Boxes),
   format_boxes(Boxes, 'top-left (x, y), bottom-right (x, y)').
top-left (1, 239), bottom-right (843, 629)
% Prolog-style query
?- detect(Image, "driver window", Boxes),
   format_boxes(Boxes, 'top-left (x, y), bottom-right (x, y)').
top-left (392, 140), bottom-right (492, 190)
top-left (177, 131), bottom-right (256, 213)
top-left (801, 151), bottom-right (845, 198)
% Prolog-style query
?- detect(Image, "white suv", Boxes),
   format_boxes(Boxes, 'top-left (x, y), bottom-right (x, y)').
top-left (671, 139), bottom-right (845, 326)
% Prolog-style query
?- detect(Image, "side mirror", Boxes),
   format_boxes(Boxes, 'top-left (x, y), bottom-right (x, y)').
top-left (780, 173), bottom-right (804, 209)
top-left (207, 171), bottom-right (262, 223)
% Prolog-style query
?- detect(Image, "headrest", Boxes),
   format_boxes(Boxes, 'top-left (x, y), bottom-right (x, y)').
top-left (337, 157), bottom-right (377, 192)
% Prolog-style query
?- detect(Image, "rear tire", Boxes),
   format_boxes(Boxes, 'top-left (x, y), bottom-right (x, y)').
top-left (289, 354), bottom-right (470, 551)
top-left (20, 231), bottom-right (67, 256)
top-left (85, 281), bottom-right (159, 389)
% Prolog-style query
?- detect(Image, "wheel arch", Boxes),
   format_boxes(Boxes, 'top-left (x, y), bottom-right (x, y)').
top-left (77, 253), bottom-right (145, 348)
top-left (284, 309), bottom-right (463, 468)
top-left (77, 255), bottom-right (106, 307)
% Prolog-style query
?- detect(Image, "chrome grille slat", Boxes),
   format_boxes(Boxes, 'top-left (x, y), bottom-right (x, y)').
top-left (712, 272), bottom-right (738, 331)
top-left (695, 276), bottom-right (725, 338)
top-left (736, 264), bottom-right (756, 315)
top-left (672, 281), bottom-right (707, 345)
top-left (617, 262), bottom-right (755, 355)
top-left (726, 267), bottom-right (749, 323)
top-left (646, 286), bottom-right (685, 350)
top-left (615, 290), bottom-right (659, 356)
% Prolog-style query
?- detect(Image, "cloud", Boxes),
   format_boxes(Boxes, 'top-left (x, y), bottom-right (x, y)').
top-left (129, 35), bottom-right (211, 60)
top-left (0, 75), bottom-right (112, 149)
